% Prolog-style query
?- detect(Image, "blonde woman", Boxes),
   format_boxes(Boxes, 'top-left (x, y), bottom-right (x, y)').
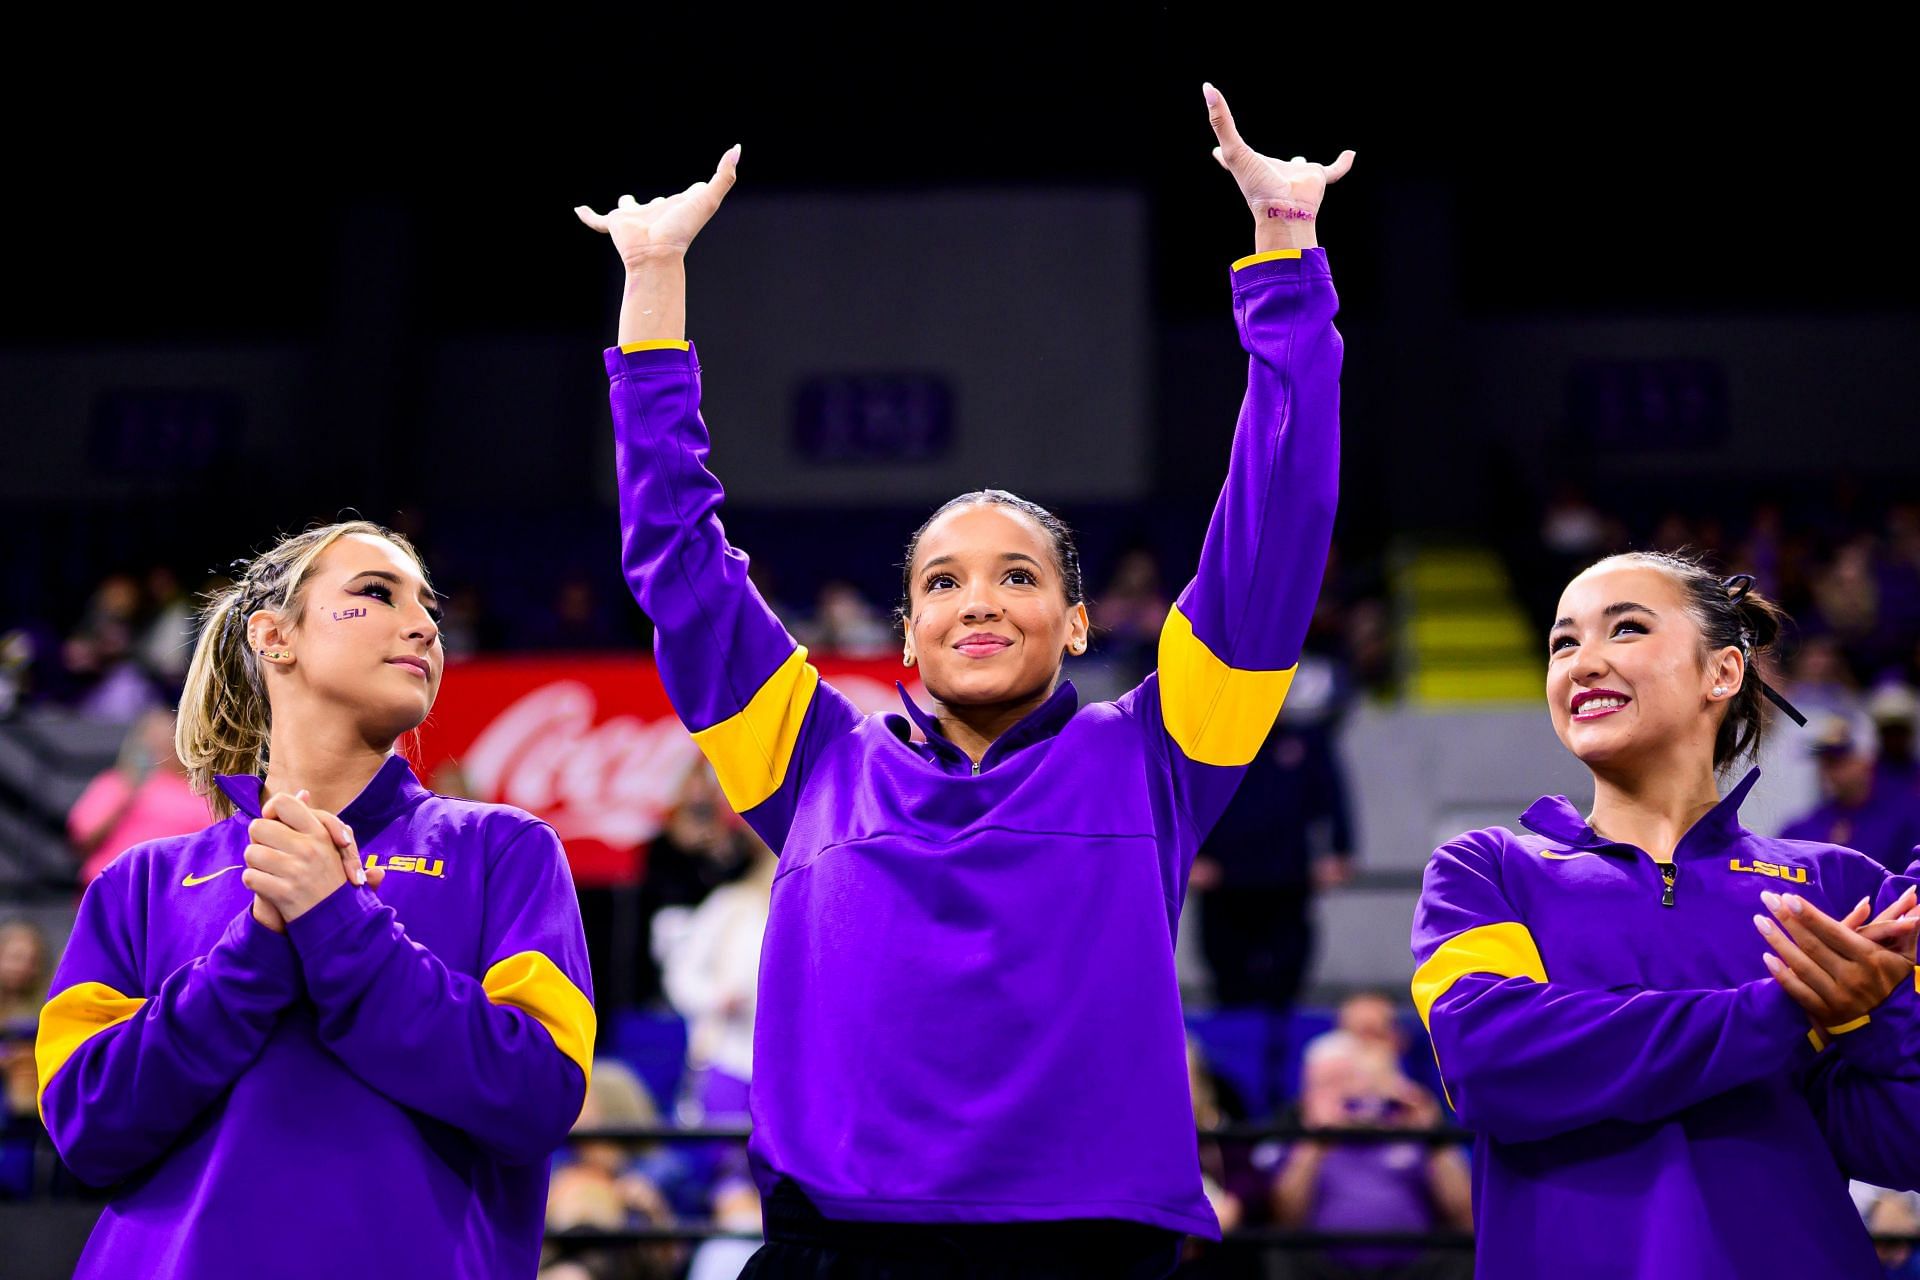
top-left (36, 520), bottom-right (595, 1280)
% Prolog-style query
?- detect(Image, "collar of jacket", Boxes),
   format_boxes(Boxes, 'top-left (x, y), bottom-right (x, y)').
top-left (215, 753), bottom-right (428, 828)
top-left (888, 679), bottom-right (1081, 775)
top-left (1518, 765), bottom-right (1762, 853)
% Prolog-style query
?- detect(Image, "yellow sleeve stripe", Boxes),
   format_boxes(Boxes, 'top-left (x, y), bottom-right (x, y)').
top-left (1230, 248), bottom-right (1304, 272)
top-left (690, 645), bottom-right (820, 813)
top-left (1827, 1014), bottom-right (1871, 1035)
top-left (1156, 605), bottom-right (1297, 767)
top-left (1410, 921), bottom-right (1548, 1029)
top-left (482, 951), bottom-right (597, 1085)
top-left (1808, 1027), bottom-right (1827, 1052)
top-left (619, 339), bottom-right (692, 353)
top-left (35, 982), bottom-right (146, 1118)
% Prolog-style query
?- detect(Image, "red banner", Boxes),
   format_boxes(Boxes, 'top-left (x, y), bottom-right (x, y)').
top-left (410, 655), bottom-right (922, 883)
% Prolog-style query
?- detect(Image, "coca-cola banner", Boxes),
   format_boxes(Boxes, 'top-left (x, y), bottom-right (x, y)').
top-left (410, 655), bottom-right (923, 883)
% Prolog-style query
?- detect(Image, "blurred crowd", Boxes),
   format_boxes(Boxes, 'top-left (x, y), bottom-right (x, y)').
top-left (13, 494), bottom-right (1920, 1275)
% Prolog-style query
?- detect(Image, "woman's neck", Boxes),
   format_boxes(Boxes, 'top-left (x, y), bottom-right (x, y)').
top-left (933, 681), bottom-right (1057, 766)
top-left (260, 719), bottom-right (394, 818)
top-left (1586, 753), bottom-right (1725, 863)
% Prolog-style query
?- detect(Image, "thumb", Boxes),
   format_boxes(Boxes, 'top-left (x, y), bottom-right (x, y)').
top-left (365, 866), bottom-right (386, 892)
top-left (1202, 82), bottom-right (1245, 155)
top-left (266, 790), bottom-right (325, 838)
top-left (1323, 150), bottom-right (1357, 183)
top-left (308, 806), bottom-right (367, 888)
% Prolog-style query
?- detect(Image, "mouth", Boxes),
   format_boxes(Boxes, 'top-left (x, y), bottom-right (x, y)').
top-left (387, 656), bottom-right (432, 679)
top-left (1571, 688), bottom-right (1631, 721)
top-left (953, 633), bottom-right (1014, 659)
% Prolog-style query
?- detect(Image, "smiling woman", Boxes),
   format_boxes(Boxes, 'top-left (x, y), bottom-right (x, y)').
top-left (580, 83), bottom-right (1347, 1278)
top-left (1411, 548), bottom-right (1920, 1279)
top-left (35, 518), bottom-right (594, 1280)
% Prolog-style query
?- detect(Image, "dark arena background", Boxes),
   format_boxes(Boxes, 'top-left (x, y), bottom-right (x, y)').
top-left (3, 15), bottom-right (1917, 1278)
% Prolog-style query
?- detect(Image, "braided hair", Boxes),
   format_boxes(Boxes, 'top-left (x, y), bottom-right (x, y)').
top-left (175, 520), bottom-right (430, 818)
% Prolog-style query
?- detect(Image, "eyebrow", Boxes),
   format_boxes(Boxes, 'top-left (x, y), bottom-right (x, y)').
top-left (921, 552), bottom-right (1045, 574)
top-left (1550, 602), bottom-right (1659, 631)
top-left (347, 568), bottom-right (440, 609)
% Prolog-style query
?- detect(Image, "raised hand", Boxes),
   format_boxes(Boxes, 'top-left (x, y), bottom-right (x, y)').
top-left (1203, 82), bottom-right (1353, 249)
top-left (575, 145), bottom-right (742, 270)
top-left (1755, 888), bottom-right (1920, 1028)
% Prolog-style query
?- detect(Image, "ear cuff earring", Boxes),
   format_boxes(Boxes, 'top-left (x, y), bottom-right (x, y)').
top-left (259, 649), bottom-right (289, 662)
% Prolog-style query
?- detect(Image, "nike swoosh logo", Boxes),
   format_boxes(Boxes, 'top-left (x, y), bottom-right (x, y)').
top-left (182, 865), bottom-right (243, 887)
top-left (1539, 850), bottom-right (1601, 861)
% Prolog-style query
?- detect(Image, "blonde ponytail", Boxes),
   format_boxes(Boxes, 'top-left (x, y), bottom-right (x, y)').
top-left (174, 519), bottom-right (430, 819)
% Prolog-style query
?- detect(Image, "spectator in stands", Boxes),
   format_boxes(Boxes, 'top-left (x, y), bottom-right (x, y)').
top-left (638, 763), bottom-right (752, 1007)
top-left (1269, 1030), bottom-right (1471, 1280)
top-left (1781, 716), bottom-right (1920, 875)
top-left (793, 581), bottom-right (894, 659)
top-left (1090, 547), bottom-right (1172, 692)
top-left (664, 834), bottom-right (772, 1127)
top-left (66, 707), bottom-right (209, 885)
top-left (1335, 990), bottom-right (1406, 1063)
top-left (64, 573), bottom-right (160, 723)
top-left (1868, 684), bottom-right (1920, 792)
top-left (1854, 1183), bottom-right (1920, 1279)
top-left (1191, 652), bottom-right (1356, 1026)
top-left (137, 565), bottom-right (196, 686)
top-left (0, 919), bottom-right (51, 1198)
top-left (545, 1060), bottom-right (684, 1280)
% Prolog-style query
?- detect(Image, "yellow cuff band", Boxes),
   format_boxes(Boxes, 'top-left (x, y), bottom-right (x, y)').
top-left (619, 339), bottom-right (691, 353)
top-left (1231, 248), bottom-right (1304, 272)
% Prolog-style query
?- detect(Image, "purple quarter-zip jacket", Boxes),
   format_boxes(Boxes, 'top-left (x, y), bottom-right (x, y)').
top-left (36, 755), bottom-right (595, 1279)
top-left (608, 248), bottom-right (1340, 1236)
top-left (1412, 767), bottom-right (1920, 1279)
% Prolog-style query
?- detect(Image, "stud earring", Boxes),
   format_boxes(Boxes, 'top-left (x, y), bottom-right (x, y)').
top-left (1712, 685), bottom-right (1728, 697)
top-left (902, 653), bottom-right (915, 668)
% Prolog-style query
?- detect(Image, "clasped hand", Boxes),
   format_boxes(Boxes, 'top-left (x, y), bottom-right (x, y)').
top-left (244, 790), bottom-right (384, 933)
top-left (1756, 886), bottom-right (1920, 1030)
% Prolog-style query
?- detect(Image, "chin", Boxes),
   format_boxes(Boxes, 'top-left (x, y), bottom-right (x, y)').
top-left (924, 666), bottom-right (1046, 707)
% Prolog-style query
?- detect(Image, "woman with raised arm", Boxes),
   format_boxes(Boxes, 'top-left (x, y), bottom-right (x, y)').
top-left (36, 521), bottom-right (594, 1279)
top-left (1412, 552), bottom-right (1920, 1279)
top-left (576, 86), bottom-right (1346, 1277)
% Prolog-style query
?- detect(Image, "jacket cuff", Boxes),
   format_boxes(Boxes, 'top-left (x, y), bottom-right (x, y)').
top-left (1230, 245), bottom-right (1330, 292)
top-left (604, 341), bottom-right (698, 380)
top-left (1828, 971), bottom-right (1920, 1076)
top-left (285, 883), bottom-right (383, 959)
top-left (216, 905), bottom-right (302, 1004)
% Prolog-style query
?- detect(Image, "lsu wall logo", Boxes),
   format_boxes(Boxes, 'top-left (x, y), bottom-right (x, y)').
top-left (365, 854), bottom-right (446, 879)
top-left (1728, 858), bottom-right (1808, 884)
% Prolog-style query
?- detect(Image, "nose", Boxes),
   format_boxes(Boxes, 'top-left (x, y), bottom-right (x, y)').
top-left (403, 603), bottom-right (439, 648)
top-left (959, 586), bottom-right (1002, 624)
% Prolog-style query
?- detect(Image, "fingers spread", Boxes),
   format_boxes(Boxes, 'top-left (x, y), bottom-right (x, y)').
top-left (1324, 150), bottom-right (1357, 183)
top-left (618, 194), bottom-right (641, 211)
top-left (575, 206), bottom-right (610, 232)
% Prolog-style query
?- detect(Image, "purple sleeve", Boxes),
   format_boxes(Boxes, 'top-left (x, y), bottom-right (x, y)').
top-left (607, 343), bottom-right (861, 848)
top-left (287, 821), bottom-right (594, 1164)
top-left (36, 865), bottom-right (300, 1184)
top-left (1412, 837), bottom-right (1811, 1144)
top-left (1120, 250), bottom-right (1342, 852)
top-left (1806, 977), bottom-right (1920, 1189)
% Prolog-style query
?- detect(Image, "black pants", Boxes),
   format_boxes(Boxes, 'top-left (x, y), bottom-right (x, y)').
top-left (739, 1180), bottom-right (1184, 1279)
top-left (1199, 885), bottom-right (1314, 1011)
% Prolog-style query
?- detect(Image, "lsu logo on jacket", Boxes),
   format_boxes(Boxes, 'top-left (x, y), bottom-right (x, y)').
top-left (1728, 858), bottom-right (1807, 884)
top-left (365, 854), bottom-right (446, 879)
